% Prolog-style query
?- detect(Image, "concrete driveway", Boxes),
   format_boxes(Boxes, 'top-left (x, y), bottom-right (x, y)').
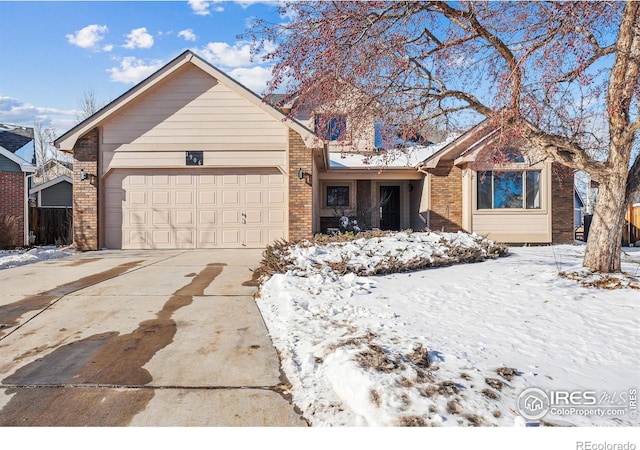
top-left (0, 249), bottom-right (306, 426)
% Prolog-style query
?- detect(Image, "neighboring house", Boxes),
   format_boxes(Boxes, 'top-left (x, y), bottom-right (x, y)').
top-left (54, 50), bottom-right (573, 251)
top-left (29, 175), bottom-right (73, 207)
top-left (0, 139), bottom-right (36, 247)
top-left (574, 188), bottom-right (585, 228)
top-left (32, 158), bottom-right (73, 185)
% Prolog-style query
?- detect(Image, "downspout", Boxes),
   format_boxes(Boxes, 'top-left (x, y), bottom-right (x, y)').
top-left (416, 163), bottom-right (431, 230)
top-left (24, 173), bottom-right (33, 246)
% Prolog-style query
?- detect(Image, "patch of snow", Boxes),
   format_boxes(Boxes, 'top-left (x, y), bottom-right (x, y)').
top-left (0, 246), bottom-right (74, 270)
top-left (257, 233), bottom-right (640, 427)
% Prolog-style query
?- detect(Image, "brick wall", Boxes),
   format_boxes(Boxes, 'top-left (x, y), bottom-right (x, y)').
top-left (288, 129), bottom-right (314, 241)
top-left (73, 128), bottom-right (99, 251)
top-left (429, 161), bottom-right (463, 232)
top-left (356, 180), bottom-right (372, 229)
top-left (551, 163), bottom-right (574, 244)
top-left (0, 171), bottom-right (25, 247)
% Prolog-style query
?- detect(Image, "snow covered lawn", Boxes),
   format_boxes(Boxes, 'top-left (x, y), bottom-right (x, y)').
top-left (0, 246), bottom-right (73, 270)
top-left (256, 231), bottom-right (640, 427)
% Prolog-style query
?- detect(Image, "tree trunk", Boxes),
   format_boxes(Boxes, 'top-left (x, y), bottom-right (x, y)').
top-left (583, 173), bottom-right (628, 273)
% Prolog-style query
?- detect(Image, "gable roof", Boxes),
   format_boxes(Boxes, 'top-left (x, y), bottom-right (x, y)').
top-left (0, 145), bottom-right (36, 173)
top-left (0, 124), bottom-right (35, 164)
top-left (418, 119), bottom-right (497, 169)
top-left (54, 50), bottom-right (319, 152)
top-left (29, 175), bottom-right (73, 194)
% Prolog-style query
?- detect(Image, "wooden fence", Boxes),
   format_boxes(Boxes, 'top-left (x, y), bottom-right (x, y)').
top-left (624, 204), bottom-right (640, 245)
top-left (29, 207), bottom-right (73, 246)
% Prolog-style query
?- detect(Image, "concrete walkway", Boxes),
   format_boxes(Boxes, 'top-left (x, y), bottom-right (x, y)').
top-left (0, 249), bottom-right (306, 426)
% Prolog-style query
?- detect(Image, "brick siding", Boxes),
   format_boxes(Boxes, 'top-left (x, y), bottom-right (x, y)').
top-left (551, 163), bottom-right (574, 244)
top-left (288, 129), bottom-right (314, 241)
top-left (0, 171), bottom-right (25, 247)
top-left (73, 128), bottom-right (99, 251)
top-left (429, 161), bottom-right (463, 232)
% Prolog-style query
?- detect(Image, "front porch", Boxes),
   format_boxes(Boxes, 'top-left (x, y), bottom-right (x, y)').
top-left (314, 172), bottom-right (426, 234)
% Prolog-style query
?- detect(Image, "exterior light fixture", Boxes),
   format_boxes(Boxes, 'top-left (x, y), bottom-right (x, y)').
top-left (297, 167), bottom-right (304, 180)
top-left (80, 168), bottom-right (87, 181)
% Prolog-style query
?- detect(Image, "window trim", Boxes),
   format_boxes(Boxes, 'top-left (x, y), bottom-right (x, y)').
top-left (320, 182), bottom-right (357, 211)
top-left (474, 169), bottom-right (545, 213)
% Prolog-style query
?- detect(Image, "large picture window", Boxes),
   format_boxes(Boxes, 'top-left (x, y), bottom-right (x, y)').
top-left (477, 170), bottom-right (541, 210)
top-left (326, 186), bottom-right (350, 207)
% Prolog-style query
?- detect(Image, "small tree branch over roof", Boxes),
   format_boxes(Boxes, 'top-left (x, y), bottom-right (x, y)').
top-left (248, 0), bottom-right (640, 273)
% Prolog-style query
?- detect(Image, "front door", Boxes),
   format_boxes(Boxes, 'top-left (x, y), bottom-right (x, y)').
top-left (379, 186), bottom-right (400, 230)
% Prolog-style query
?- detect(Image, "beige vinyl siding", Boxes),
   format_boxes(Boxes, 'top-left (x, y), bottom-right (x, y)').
top-left (472, 213), bottom-right (550, 243)
top-left (101, 65), bottom-right (288, 157)
top-left (469, 162), bottom-right (552, 243)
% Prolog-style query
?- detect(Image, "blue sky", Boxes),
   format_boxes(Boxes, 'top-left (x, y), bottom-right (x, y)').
top-left (0, 1), bottom-right (286, 134)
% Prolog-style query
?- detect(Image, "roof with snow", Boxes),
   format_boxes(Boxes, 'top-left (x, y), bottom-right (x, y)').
top-left (328, 133), bottom-right (459, 169)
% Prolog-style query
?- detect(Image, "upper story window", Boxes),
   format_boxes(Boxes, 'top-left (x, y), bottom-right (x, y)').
top-left (315, 116), bottom-right (346, 141)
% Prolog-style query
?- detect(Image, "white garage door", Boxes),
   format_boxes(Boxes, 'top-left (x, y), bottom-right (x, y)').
top-left (104, 169), bottom-right (287, 249)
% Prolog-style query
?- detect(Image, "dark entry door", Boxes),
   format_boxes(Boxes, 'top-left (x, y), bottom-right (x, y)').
top-left (379, 186), bottom-right (400, 230)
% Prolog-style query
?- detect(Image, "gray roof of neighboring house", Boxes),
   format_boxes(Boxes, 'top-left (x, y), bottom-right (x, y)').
top-left (0, 124), bottom-right (35, 164)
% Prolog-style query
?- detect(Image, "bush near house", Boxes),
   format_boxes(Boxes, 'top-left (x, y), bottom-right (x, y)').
top-left (0, 214), bottom-right (20, 249)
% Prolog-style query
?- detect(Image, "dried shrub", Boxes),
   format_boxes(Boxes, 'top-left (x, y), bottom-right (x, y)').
top-left (399, 416), bottom-right (428, 427)
top-left (0, 214), bottom-right (20, 249)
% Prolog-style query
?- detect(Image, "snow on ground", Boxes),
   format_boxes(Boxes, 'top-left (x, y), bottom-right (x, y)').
top-left (0, 246), bottom-right (74, 270)
top-left (257, 232), bottom-right (640, 427)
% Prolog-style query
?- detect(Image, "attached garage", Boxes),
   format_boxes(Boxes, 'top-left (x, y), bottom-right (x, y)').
top-left (104, 169), bottom-right (286, 249)
top-left (54, 50), bottom-right (319, 251)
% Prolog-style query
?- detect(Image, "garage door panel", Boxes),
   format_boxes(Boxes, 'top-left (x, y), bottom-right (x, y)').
top-left (176, 230), bottom-right (195, 247)
top-left (222, 229), bottom-right (241, 245)
top-left (198, 230), bottom-right (217, 247)
top-left (244, 229), bottom-right (263, 245)
top-left (198, 191), bottom-right (216, 205)
top-left (268, 209), bottom-right (285, 225)
top-left (129, 191), bottom-right (147, 205)
top-left (268, 190), bottom-right (285, 205)
top-left (245, 209), bottom-right (262, 224)
top-left (222, 210), bottom-right (239, 224)
top-left (152, 191), bottom-right (170, 205)
top-left (222, 190), bottom-right (240, 205)
top-left (245, 190), bottom-right (262, 204)
top-left (268, 229), bottom-right (284, 242)
top-left (198, 210), bottom-right (217, 226)
top-left (104, 169), bottom-right (287, 249)
top-left (130, 211), bottom-right (146, 225)
top-left (153, 210), bottom-right (171, 226)
top-left (152, 230), bottom-right (171, 246)
top-left (175, 210), bottom-right (195, 226)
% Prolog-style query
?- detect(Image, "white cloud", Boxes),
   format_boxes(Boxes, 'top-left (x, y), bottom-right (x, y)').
top-left (178, 29), bottom-right (197, 42)
top-left (200, 41), bottom-right (261, 68)
top-left (188, 0), bottom-right (225, 15)
top-left (124, 27), bottom-right (154, 49)
top-left (228, 66), bottom-right (273, 94)
top-left (107, 57), bottom-right (164, 84)
top-left (0, 96), bottom-right (75, 131)
top-left (66, 24), bottom-right (109, 50)
top-left (103, 44), bottom-right (114, 52)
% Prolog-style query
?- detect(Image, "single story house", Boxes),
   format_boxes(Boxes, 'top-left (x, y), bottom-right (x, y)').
top-left (29, 175), bottom-right (73, 207)
top-left (54, 50), bottom-right (573, 250)
top-left (0, 146), bottom-right (36, 247)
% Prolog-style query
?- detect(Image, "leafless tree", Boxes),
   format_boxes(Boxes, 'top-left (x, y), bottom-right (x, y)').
top-left (249, 1), bottom-right (640, 273)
